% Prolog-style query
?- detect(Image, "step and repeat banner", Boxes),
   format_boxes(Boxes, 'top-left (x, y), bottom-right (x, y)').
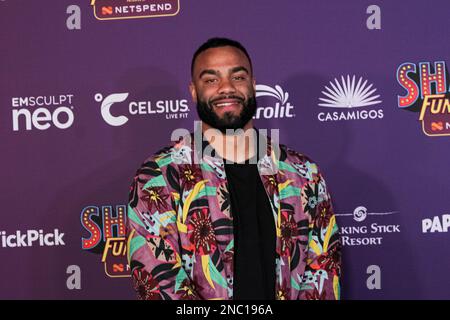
top-left (1, 0), bottom-right (449, 299)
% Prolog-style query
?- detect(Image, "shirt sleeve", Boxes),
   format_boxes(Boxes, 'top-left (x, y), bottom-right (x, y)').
top-left (299, 168), bottom-right (342, 300)
top-left (126, 159), bottom-right (202, 300)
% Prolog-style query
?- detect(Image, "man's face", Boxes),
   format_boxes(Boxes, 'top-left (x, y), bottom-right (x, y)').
top-left (190, 46), bottom-right (257, 132)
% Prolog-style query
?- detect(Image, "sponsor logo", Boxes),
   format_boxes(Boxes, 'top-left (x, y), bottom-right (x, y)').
top-left (335, 206), bottom-right (400, 246)
top-left (0, 229), bottom-right (65, 248)
top-left (66, 265), bottom-right (81, 290)
top-left (396, 61), bottom-right (450, 136)
top-left (96, 92), bottom-right (190, 127)
top-left (81, 205), bottom-right (130, 278)
top-left (317, 75), bottom-right (384, 122)
top-left (11, 94), bottom-right (75, 131)
top-left (422, 214), bottom-right (450, 233)
top-left (366, 265), bottom-right (381, 290)
top-left (91, 0), bottom-right (180, 21)
top-left (255, 84), bottom-right (295, 119)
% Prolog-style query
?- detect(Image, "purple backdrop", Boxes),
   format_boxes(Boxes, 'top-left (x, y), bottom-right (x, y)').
top-left (1, 0), bottom-right (449, 299)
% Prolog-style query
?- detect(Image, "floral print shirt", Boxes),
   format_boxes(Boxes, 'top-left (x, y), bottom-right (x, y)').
top-left (127, 134), bottom-right (341, 300)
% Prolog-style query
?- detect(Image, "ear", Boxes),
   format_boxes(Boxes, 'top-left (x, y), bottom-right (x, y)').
top-left (252, 78), bottom-right (256, 92)
top-left (189, 81), bottom-right (197, 103)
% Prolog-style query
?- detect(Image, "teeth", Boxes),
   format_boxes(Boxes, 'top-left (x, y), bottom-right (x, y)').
top-left (216, 102), bottom-right (236, 107)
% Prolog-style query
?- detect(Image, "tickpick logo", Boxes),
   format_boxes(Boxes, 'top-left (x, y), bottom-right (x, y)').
top-left (96, 92), bottom-right (190, 127)
top-left (317, 75), bottom-right (384, 122)
top-left (0, 229), bottom-right (65, 248)
top-left (255, 84), bottom-right (295, 119)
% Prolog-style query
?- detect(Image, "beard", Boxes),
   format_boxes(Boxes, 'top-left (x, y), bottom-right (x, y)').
top-left (196, 94), bottom-right (257, 133)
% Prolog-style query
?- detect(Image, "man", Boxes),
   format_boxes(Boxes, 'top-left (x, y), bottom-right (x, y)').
top-left (126, 37), bottom-right (341, 300)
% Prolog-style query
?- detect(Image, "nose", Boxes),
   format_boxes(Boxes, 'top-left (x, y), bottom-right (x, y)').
top-left (218, 78), bottom-right (236, 95)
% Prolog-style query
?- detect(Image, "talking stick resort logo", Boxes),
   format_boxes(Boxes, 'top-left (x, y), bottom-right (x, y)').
top-left (91, 0), bottom-right (180, 20)
top-left (81, 205), bottom-right (130, 278)
top-left (335, 206), bottom-right (400, 246)
top-left (396, 61), bottom-right (450, 136)
top-left (318, 75), bottom-right (383, 122)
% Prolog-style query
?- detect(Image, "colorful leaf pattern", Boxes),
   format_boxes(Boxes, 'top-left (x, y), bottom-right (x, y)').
top-left (127, 134), bottom-right (341, 300)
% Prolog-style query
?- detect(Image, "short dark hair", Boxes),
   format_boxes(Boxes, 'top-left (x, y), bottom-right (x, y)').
top-left (191, 37), bottom-right (253, 77)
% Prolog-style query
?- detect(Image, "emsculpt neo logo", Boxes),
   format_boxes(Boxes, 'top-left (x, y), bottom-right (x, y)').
top-left (0, 229), bottom-right (65, 248)
top-left (11, 95), bottom-right (75, 131)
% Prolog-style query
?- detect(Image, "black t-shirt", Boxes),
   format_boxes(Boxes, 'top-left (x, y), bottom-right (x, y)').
top-left (224, 161), bottom-right (276, 300)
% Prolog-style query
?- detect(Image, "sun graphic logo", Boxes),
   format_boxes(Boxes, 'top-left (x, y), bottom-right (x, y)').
top-left (319, 75), bottom-right (382, 108)
top-left (317, 75), bottom-right (384, 122)
top-left (255, 84), bottom-right (295, 119)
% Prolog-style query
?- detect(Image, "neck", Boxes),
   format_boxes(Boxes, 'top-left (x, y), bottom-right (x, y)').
top-left (202, 121), bottom-right (256, 163)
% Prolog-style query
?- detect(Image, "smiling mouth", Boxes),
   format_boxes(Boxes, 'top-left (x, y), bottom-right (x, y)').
top-left (212, 100), bottom-right (242, 108)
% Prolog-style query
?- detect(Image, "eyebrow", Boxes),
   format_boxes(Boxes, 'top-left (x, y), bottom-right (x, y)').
top-left (198, 69), bottom-right (218, 79)
top-left (230, 66), bottom-right (249, 75)
top-left (198, 66), bottom-right (250, 79)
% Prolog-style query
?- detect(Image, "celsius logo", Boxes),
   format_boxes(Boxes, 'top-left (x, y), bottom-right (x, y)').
top-left (396, 61), bottom-right (450, 136)
top-left (422, 214), bottom-right (450, 233)
top-left (95, 93), bottom-right (190, 127)
top-left (11, 95), bottom-right (75, 131)
top-left (81, 205), bottom-right (130, 278)
top-left (255, 84), bottom-right (295, 119)
top-left (317, 75), bottom-right (384, 122)
top-left (0, 229), bottom-right (65, 248)
top-left (335, 206), bottom-right (400, 246)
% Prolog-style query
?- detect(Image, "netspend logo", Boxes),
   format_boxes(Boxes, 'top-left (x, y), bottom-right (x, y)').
top-left (255, 84), bottom-right (295, 119)
top-left (0, 229), bottom-right (65, 248)
top-left (91, 0), bottom-right (181, 21)
top-left (97, 93), bottom-right (129, 126)
top-left (96, 92), bottom-right (190, 127)
top-left (317, 75), bottom-right (384, 122)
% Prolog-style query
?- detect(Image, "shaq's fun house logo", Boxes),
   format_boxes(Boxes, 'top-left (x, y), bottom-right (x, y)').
top-left (81, 205), bottom-right (130, 278)
top-left (317, 75), bottom-right (384, 122)
top-left (91, 0), bottom-right (180, 21)
top-left (397, 61), bottom-right (450, 136)
top-left (96, 92), bottom-right (190, 127)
